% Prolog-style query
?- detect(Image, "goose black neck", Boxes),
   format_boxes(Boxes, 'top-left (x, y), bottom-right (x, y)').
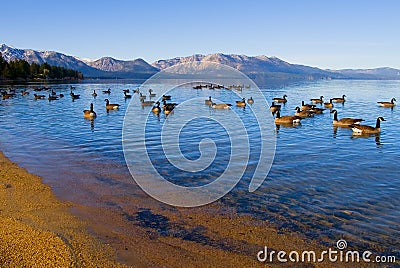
top-left (376, 118), bottom-right (381, 129)
top-left (333, 111), bottom-right (338, 121)
top-left (276, 110), bottom-right (281, 118)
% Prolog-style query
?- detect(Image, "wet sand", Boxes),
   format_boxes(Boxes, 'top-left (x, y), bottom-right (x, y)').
top-left (0, 151), bottom-right (126, 267)
top-left (1, 150), bottom-right (379, 267)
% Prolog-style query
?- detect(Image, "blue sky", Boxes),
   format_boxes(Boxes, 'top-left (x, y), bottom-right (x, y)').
top-left (1, 0), bottom-right (399, 69)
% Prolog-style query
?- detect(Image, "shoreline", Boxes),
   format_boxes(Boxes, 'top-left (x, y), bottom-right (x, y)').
top-left (1, 150), bottom-right (381, 267)
top-left (0, 151), bottom-right (126, 267)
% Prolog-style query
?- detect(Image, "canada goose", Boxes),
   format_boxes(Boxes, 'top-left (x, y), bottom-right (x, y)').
top-left (274, 110), bottom-right (302, 124)
top-left (301, 101), bottom-right (315, 110)
top-left (48, 94), bottom-right (58, 101)
top-left (162, 95), bottom-right (171, 101)
top-left (205, 96), bottom-right (213, 105)
top-left (92, 90), bottom-right (97, 97)
top-left (149, 89), bottom-right (156, 98)
top-left (104, 99), bottom-right (120, 110)
top-left (124, 91), bottom-right (132, 98)
top-left (21, 90), bottom-right (30, 96)
top-left (351, 117), bottom-right (385, 134)
top-left (331, 109), bottom-right (363, 127)
top-left (59, 93), bottom-right (64, 98)
top-left (308, 107), bottom-right (325, 114)
top-left (162, 100), bottom-right (177, 110)
top-left (332, 95), bottom-right (346, 103)
top-left (310, 96), bottom-right (324, 104)
top-left (83, 103), bottom-right (97, 119)
top-left (269, 102), bottom-right (281, 114)
top-left (70, 86), bottom-right (76, 90)
top-left (295, 107), bottom-right (314, 118)
top-left (236, 98), bottom-right (246, 107)
top-left (324, 99), bottom-right (334, 108)
top-left (139, 93), bottom-right (146, 101)
top-left (273, 94), bottom-right (287, 103)
top-left (211, 103), bottom-right (232, 109)
top-left (133, 88), bottom-right (140, 94)
top-left (70, 91), bottom-right (80, 99)
top-left (141, 99), bottom-right (155, 106)
top-left (152, 101), bottom-right (161, 114)
top-left (377, 98), bottom-right (396, 107)
top-left (247, 97), bottom-right (254, 104)
top-left (2, 92), bottom-right (13, 100)
top-left (33, 94), bottom-right (45, 100)
top-left (103, 88), bottom-right (111, 94)
top-left (123, 89), bottom-right (130, 94)
top-left (164, 104), bottom-right (174, 115)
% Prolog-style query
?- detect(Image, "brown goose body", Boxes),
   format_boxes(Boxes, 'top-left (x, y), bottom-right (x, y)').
top-left (83, 103), bottom-right (97, 119)
top-left (301, 101), bottom-right (315, 110)
top-left (269, 102), bottom-right (281, 114)
top-left (152, 101), bottom-right (161, 114)
top-left (309, 107), bottom-right (325, 114)
top-left (149, 89), bottom-right (156, 98)
top-left (34, 94), bottom-right (45, 100)
top-left (351, 117), bottom-right (385, 134)
top-left (332, 95), bottom-right (346, 103)
top-left (310, 96), bottom-right (324, 104)
top-left (141, 99), bottom-right (155, 106)
top-left (377, 98), bottom-right (396, 107)
top-left (247, 97), bottom-right (254, 104)
top-left (212, 103), bottom-right (232, 109)
top-left (105, 99), bottom-right (120, 110)
top-left (236, 98), bottom-right (246, 107)
top-left (295, 107), bottom-right (314, 118)
top-left (274, 110), bottom-right (302, 124)
top-left (331, 110), bottom-right (363, 127)
top-left (205, 96), bottom-right (213, 105)
top-left (273, 94), bottom-right (287, 103)
top-left (324, 99), bottom-right (334, 108)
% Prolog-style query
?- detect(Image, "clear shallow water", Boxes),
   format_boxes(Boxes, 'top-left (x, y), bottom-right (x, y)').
top-left (0, 80), bottom-right (399, 256)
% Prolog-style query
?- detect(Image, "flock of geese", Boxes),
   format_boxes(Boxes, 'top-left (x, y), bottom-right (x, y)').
top-left (269, 94), bottom-right (396, 134)
top-left (1, 85), bottom-right (396, 135)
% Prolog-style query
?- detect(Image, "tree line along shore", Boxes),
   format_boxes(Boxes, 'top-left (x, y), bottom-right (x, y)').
top-left (0, 53), bottom-right (83, 81)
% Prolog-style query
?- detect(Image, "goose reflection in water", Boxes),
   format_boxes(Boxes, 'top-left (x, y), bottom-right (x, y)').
top-left (83, 117), bottom-right (95, 132)
top-left (351, 133), bottom-right (382, 147)
top-left (275, 123), bottom-right (301, 133)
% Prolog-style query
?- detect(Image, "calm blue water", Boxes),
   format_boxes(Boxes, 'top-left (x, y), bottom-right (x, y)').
top-left (0, 80), bottom-right (398, 256)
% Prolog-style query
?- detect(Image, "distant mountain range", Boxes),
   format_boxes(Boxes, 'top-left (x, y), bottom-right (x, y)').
top-left (1, 44), bottom-right (400, 81)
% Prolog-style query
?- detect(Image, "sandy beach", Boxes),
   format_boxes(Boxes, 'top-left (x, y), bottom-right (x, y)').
top-left (0, 150), bottom-right (384, 267)
top-left (0, 151), bottom-right (127, 267)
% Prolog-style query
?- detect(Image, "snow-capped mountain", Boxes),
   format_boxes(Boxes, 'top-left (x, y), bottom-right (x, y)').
top-left (2, 44), bottom-right (399, 80)
top-left (84, 56), bottom-right (158, 73)
top-left (152, 53), bottom-right (332, 76)
top-left (0, 44), bottom-right (158, 78)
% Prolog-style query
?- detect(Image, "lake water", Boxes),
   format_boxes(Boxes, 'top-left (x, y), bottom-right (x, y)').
top-left (0, 79), bottom-right (398, 257)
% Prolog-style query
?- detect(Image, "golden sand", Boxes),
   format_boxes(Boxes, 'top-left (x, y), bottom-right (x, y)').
top-left (0, 151), bottom-right (126, 267)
